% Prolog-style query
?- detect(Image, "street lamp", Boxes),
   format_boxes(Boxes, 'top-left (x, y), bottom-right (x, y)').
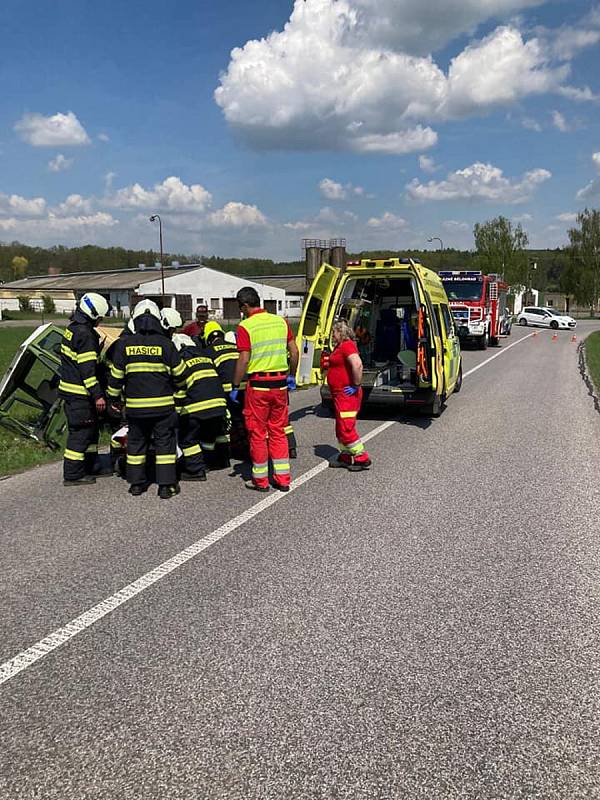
top-left (427, 236), bottom-right (444, 250)
top-left (149, 214), bottom-right (165, 300)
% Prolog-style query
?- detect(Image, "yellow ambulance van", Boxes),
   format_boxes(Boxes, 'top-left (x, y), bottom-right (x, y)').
top-left (296, 257), bottom-right (462, 416)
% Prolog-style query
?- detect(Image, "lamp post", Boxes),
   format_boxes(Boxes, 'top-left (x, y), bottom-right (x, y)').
top-left (149, 214), bottom-right (165, 300)
top-left (427, 236), bottom-right (444, 250)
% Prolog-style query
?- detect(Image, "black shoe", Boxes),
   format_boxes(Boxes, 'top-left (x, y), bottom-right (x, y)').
top-left (328, 456), bottom-right (350, 469)
top-left (63, 475), bottom-right (96, 486)
top-left (289, 448), bottom-right (297, 459)
top-left (128, 483), bottom-right (148, 496)
top-left (273, 483), bottom-right (290, 492)
top-left (347, 459), bottom-right (372, 472)
top-left (158, 484), bottom-right (180, 499)
top-left (91, 469), bottom-right (114, 478)
top-left (180, 471), bottom-right (207, 482)
top-left (245, 481), bottom-right (269, 493)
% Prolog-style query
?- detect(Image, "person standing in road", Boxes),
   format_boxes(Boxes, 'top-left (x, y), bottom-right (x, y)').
top-left (107, 299), bottom-right (186, 499)
top-left (327, 320), bottom-right (371, 471)
top-left (231, 287), bottom-right (299, 492)
top-left (182, 304), bottom-right (209, 343)
top-left (59, 292), bottom-right (110, 486)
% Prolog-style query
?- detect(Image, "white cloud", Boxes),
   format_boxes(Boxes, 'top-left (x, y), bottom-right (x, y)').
top-left (53, 194), bottom-right (94, 216)
top-left (577, 178), bottom-right (600, 200)
top-left (104, 171), bottom-right (117, 191)
top-left (215, 0), bottom-right (569, 154)
top-left (367, 211), bottom-right (409, 229)
top-left (98, 133), bottom-right (110, 142)
top-left (558, 85), bottom-right (600, 102)
top-left (108, 176), bottom-right (212, 213)
top-left (551, 110), bottom-right (570, 132)
top-left (407, 161), bottom-right (551, 204)
top-left (0, 211), bottom-right (117, 235)
top-left (419, 155), bottom-right (437, 173)
top-left (556, 212), bottom-right (577, 223)
top-left (207, 202), bottom-right (267, 228)
top-left (442, 219), bottom-right (470, 231)
top-left (551, 25), bottom-right (600, 61)
top-left (284, 221), bottom-right (313, 231)
top-left (522, 117), bottom-right (542, 132)
top-left (0, 193), bottom-right (47, 217)
top-left (48, 154), bottom-right (73, 172)
top-left (14, 111), bottom-right (91, 147)
top-left (592, 152), bottom-right (600, 171)
top-left (320, 178), bottom-right (347, 200)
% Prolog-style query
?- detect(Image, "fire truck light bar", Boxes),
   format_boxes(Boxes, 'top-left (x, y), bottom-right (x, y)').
top-left (439, 270), bottom-right (482, 280)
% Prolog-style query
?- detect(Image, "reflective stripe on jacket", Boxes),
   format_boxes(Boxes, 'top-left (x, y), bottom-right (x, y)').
top-left (238, 312), bottom-right (289, 374)
top-left (203, 339), bottom-right (246, 393)
top-left (176, 345), bottom-right (227, 418)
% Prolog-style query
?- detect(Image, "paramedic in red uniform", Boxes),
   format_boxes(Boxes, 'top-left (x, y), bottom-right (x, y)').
top-left (231, 287), bottom-right (299, 493)
top-left (327, 320), bottom-right (371, 471)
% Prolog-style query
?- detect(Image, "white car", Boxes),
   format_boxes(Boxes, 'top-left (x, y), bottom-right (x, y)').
top-left (517, 306), bottom-right (577, 330)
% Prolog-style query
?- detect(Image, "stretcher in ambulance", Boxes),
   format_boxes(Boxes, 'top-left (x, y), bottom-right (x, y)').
top-left (296, 258), bottom-right (463, 416)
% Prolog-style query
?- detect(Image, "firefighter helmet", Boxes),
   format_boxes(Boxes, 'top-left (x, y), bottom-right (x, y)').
top-left (172, 333), bottom-right (195, 351)
top-left (160, 307), bottom-right (183, 331)
top-left (204, 320), bottom-right (224, 343)
top-left (132, 299), bottom-right (160, 320)
top-left (127, 319), bottom-right (136, 334)
top-left (224, 330), bottom-right (237, 344)
top-left (79, 292), bottom-right (109, 321)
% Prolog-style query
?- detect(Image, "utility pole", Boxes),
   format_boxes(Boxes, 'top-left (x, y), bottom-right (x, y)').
top-left (149, 214), bottom-right (165, 300)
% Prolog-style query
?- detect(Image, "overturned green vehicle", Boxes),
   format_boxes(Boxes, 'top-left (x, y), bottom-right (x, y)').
top-left (0, 324), bottom-right (119, 450)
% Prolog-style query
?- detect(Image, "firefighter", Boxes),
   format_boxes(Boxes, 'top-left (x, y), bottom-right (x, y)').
top-left (327, 320), bottom-right (371, 471)
top-left (59, 292), bottom-right (110, 486)
top-left (172, 334), bottom-right (228, 478)
top-left (103, 318), bottom-right (135, 472)
top-left (107, 299), bottom-right (186, 499)
top-left (231, 287), bottom-right (298, 492)
top-left (160, 307), bottom-right (183, 337)
top-left (202, 320), bottom-right (242, 465)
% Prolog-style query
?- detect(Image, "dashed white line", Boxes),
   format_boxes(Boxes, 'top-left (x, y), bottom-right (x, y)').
top-left (0, 330), bottom-right (534, 687)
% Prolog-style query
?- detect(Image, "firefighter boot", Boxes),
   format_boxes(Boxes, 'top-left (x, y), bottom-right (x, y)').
top-left (63, 475), bottom-right (97, 487)
top-left (180, 470), bottom-right (207, 482)
top-left (158, 484), bottom-right (181, 499)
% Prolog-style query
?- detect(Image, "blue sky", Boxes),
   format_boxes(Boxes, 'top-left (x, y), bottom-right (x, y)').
top-left (0, 0), bottom-right (599, 261)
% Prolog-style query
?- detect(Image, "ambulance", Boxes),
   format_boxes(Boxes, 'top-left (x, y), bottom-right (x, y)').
top-left (296, 257), bottom-right (462, 416)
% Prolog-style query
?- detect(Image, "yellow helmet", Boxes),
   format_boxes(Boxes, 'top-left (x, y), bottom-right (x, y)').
top-left (204, 320), bottom-right (224, 342)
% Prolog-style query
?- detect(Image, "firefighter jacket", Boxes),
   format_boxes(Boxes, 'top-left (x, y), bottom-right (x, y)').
top-left (59, 310), bottom-right (104, 402)
top-left (202, 337), bottom-right (245, 392)
top-left (175, 343), bottom-right (228, 419)
top-left (100, 324), bottom-right (133, 392)
top-left (107, 315), bottom-right (186, 417)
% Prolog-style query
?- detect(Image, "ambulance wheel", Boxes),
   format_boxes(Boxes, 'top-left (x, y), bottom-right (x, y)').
top-left (454, 363), bottom-right (463, 393)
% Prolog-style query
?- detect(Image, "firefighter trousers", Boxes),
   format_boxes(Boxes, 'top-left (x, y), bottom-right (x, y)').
top-left (332, 389), bottom-right (370, 464)
top-left (126, 411), bottom-right (177, 487)
top-left (244, 384), bottom-right (290, 488)
top-left (63, 398), bottom-right (100, 481)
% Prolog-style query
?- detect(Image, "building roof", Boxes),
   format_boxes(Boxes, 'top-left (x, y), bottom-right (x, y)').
top-left (0, 264), bottom-right (202, 292)
top-left (248, 275), bottom-right (307, 294)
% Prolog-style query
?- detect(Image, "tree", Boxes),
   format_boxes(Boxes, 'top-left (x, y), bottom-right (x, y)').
top-left (473, 216), bottom-right (529, 288)
top-left (11, 255), bottom-right (28, 280)
top-left (567, 208), bottom-right (600, 315)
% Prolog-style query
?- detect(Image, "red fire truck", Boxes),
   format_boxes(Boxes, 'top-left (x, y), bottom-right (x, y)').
top-left (439, 271), bottom-right (511, 349)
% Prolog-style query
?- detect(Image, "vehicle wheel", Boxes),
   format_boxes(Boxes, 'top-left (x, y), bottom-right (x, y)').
top-left (454, 362), bottom-right (463, 393)
top-left (550, 320), bottom-right (559, 330)
top-left (478, 331), bottom-right (489, 350)
top-left (519, 318), bottom-right (527, 326)
top-left (420, 394), bottom-right (442, 418)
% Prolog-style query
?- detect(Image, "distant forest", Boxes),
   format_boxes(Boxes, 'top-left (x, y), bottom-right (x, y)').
top-left (0, 240), bottom-right (571, 292)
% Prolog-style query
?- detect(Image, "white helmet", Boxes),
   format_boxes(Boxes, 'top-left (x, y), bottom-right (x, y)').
top-left (127, 318), bottom-right (136, 334)
top-left (79, 292), bottom-right (109, 320)
top-left (172, 333), bottom-right (196, 351)
top-left (224, 330), bottom-right (237, 344)
top-left (132, 298), bottom-right (160, 320)
top-left (160, 307), bottom-right (183, 330)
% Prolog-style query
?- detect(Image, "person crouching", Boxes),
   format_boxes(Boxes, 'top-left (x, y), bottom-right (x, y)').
top-left (327, 320), bottom-right (371, 471)
top-left (172, 334), bottom-right (228, 480)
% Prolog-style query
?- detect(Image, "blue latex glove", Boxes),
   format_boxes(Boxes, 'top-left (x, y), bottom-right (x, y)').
top-left (343, 385), bottom-right (359, 396)
top-left (229, 389), bottom-right (240, 404)
top-left (286, 376), bottom-right (297, 391)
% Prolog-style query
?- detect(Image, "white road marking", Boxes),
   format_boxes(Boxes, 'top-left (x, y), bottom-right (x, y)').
top-left (0, 332), bottom-right (534, 687)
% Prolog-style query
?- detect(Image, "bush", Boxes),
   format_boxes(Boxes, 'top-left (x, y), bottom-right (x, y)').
top-left (17, 295), bottom-right (31, 313)
top-left (42, 295), bottom-right (56, 314)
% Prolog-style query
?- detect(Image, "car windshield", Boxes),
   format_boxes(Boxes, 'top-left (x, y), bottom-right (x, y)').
top-left (442, 280), bottom-right (483, 301)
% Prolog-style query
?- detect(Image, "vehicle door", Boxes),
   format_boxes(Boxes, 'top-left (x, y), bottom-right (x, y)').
top-left (437, 303), bottom-right (461, 394)
top-left (296, 263), bottom-right (341, 385)
top-left (412, 278), bottom-right (440, 394)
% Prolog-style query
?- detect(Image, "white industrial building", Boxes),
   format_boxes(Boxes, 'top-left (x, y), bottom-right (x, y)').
top-left (0, 264), bottom-right (306, 321)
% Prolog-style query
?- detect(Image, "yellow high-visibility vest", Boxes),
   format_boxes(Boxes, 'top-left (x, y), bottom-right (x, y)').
top-left (239, 312), bottom-right (289, 374)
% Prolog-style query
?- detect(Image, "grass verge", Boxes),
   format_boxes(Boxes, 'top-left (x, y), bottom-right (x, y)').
top-left (0, 326), bottom-right (62, 478)
top-left (585, 331), bottom-right (600, 395)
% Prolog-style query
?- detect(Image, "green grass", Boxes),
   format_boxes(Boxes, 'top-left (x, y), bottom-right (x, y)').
top-left (0, 326), bottom-right (63, 477)
top-left (585, 331), bottom-right (600, 394)
top-left (1, 310), bottom-right (69, 321)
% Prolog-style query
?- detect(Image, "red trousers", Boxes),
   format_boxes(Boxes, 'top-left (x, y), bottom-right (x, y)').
top-left (332, 389), bottom-right (370, 463)
top-left (244, 385), bottom-right (291, 488)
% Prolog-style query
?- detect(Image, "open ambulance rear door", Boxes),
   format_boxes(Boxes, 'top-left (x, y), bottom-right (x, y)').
top-left (296, 263), bottom-right (340, 386)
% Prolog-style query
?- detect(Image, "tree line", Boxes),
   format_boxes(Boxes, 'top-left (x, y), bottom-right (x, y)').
top-left (1, 210), bottom-right (598, 310)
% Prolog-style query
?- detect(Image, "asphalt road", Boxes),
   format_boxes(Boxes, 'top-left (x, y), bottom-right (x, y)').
top-left (1, 323), bottom-right (600, 799)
